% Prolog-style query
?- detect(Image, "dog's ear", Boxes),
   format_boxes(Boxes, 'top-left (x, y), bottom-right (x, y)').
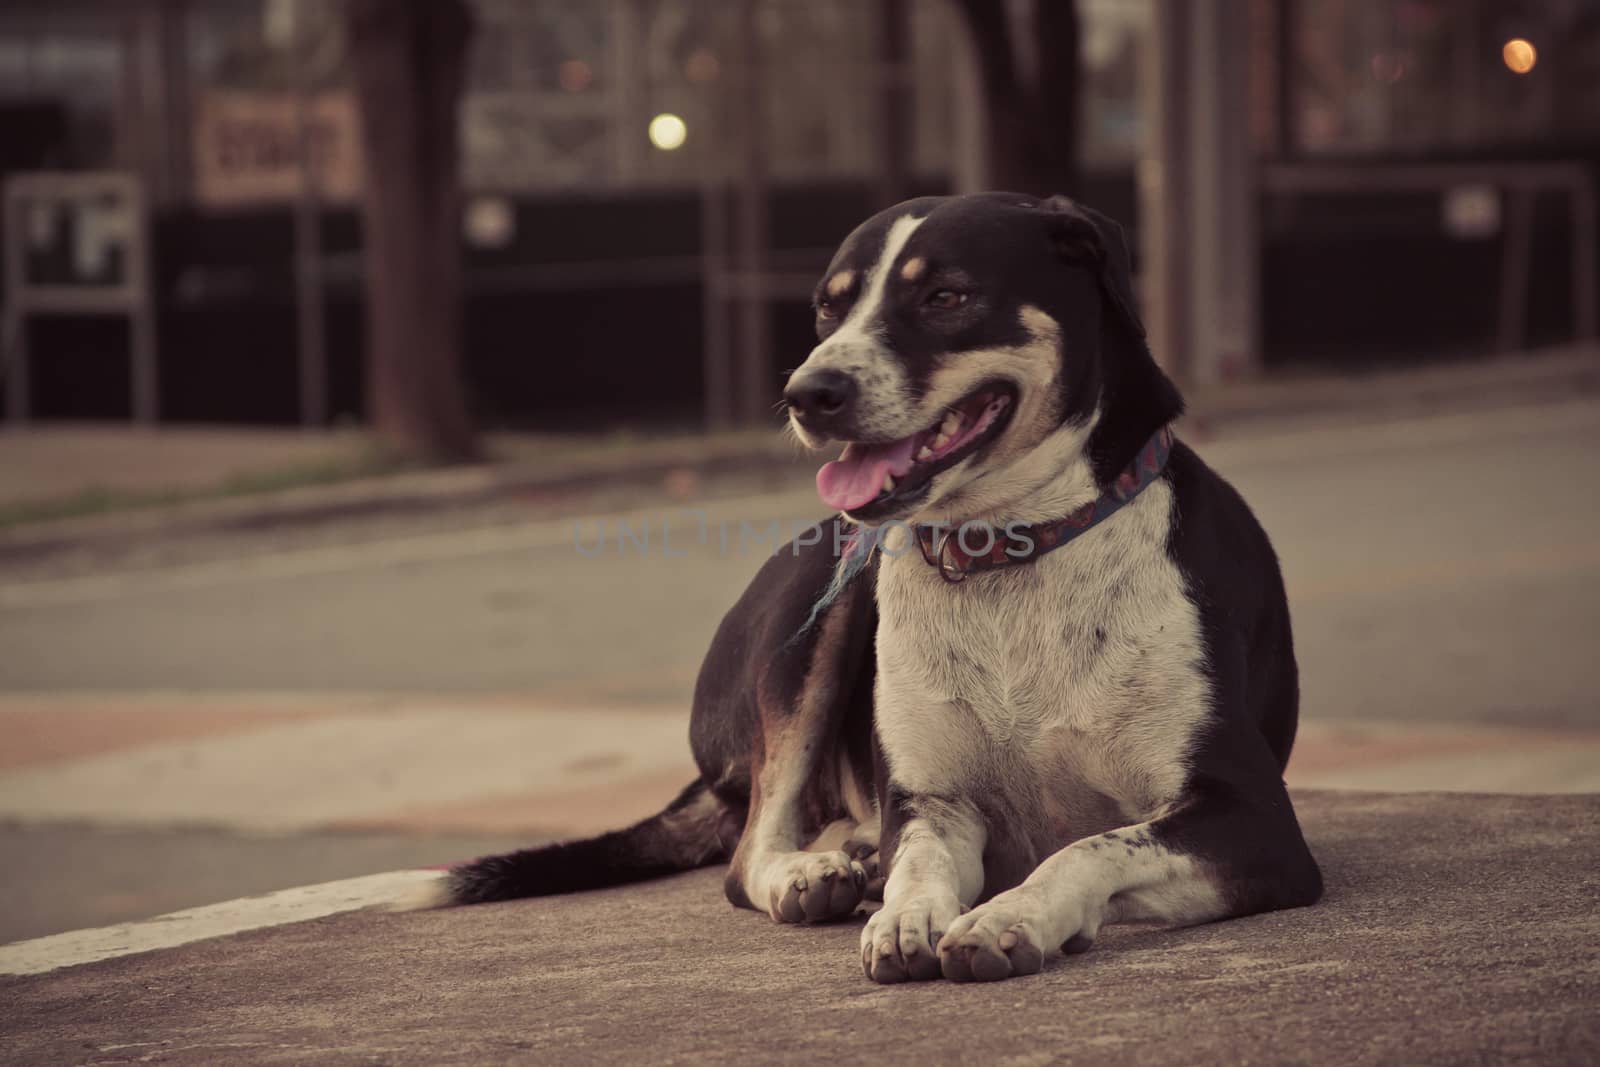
top-left (1040, 196), bottom-right (1147, 341)
top-left (1039, 195), bottom-right (1183, 485)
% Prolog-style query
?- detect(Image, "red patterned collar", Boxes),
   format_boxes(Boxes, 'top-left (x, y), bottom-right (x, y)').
top-left (912, 425), bottom-right (1175, 583)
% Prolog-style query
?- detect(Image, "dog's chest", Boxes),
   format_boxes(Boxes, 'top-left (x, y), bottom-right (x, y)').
top-left (873, 484), bottom-right (1211, 832)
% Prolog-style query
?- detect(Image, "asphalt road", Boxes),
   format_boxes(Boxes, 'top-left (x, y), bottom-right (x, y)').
top-left (1, 397), bottom-right (1597, 728)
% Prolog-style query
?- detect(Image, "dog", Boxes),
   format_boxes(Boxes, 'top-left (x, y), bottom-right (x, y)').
top-left (403, 193), bottom-right (1323, 984)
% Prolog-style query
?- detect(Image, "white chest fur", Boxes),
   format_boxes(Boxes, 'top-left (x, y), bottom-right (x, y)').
top-left (872, 481), bottom-right (1212, 843)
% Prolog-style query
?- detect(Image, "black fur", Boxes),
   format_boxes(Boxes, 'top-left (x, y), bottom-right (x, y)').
top-left (1151, 441), bottom-right (1323, 913)
top-left (1041, 197), bottom-right (1187, 488)
top-left (443, 779), bottom-right (731, 905)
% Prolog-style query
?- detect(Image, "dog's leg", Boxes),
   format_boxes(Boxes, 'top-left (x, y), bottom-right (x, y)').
top-left (724, 589), bottom-right (876, 924)
top-left (860, 794), bottom-right (987, 982)
top-left (725, 734), bottom-right (869, 923)
top-left (937, 733), bottom-right (1322, 982)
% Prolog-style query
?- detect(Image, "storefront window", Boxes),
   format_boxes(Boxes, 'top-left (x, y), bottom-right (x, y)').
top-left (0, 17), bottom-right (125, 170)
top-left (463, 0), bottom-right (618, 190)
top-left (463, 0), bottom-right (947, 192)
top-left (1290, 0), bottom-right (1600, 155)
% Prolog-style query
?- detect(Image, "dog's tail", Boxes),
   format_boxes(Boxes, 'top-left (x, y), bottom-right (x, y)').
top-left (392, 779), bottom-right (732, 910)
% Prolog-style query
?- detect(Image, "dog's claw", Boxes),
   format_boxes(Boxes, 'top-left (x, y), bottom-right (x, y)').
top-left (902, 938), bottom-right (944, 982)
top-left (861, 932), bottom-right (939, 983)
top-left (938, 897), bottom-right (1050, 982)
top-left (860, 894), bottom-right (962, 984)
top-left (939, 928), bottom-right (1044, 982)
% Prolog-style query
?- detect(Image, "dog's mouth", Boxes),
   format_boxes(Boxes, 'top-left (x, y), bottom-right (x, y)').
top-left (815, 385), bottom-right (1016, 516)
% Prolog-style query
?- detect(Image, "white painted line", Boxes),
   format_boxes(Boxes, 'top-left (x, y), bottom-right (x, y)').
top-left (0, 869), bottom-right (438, 977)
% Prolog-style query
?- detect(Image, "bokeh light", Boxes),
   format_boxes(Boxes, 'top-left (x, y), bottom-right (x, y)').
top-left (1502, 38), bottom-right (1537, 74)
top-left (558, 59), bottom-right (593, 92)
top-left (685, 48), bottom-right (721, 84)
top-left (1369, 51), bottom-right (1406, 84)
top-left (648, 112), bottom-right (688, 151)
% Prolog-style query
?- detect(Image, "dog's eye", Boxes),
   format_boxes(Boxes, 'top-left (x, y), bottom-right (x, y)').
top-left (925, 289), bottom-right (967, 310)
top-left (815, 299), bottom-right (838, 320)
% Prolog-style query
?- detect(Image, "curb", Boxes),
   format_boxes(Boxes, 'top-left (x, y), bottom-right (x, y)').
top-left (1184, 343), bottom-right (1600, 430)
top-left (3, 343), bottom-right (1596, 558)
top-left (0, 431), bottom-right (809, 563)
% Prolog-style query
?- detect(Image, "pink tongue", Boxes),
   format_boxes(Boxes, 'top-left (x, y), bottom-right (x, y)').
top-left (817, 436), bottom-right (920, 512)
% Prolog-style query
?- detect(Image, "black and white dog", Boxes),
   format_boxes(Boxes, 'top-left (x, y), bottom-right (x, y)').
top-left (406, 193), bottom-right (1323, 984)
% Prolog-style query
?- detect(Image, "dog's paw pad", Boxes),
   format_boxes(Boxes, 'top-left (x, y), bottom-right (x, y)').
top-left (769, 851), bottom-right (866, 924)
top-left (859, 894), bottom-right (961, 984)
top-left (939, 924), bottom-right (1045, 982)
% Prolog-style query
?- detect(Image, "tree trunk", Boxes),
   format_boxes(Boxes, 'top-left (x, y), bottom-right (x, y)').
top-left (346, 0), bottom-right (479, 462)
top-left (949, 0), bottom-right (1082, 198)
top-left (1032, 0), bottom-right (1083, 197)
top-left (876, 0), bottom-right (914, 207)
top-left (951, 0), bottom-right (1034, 193)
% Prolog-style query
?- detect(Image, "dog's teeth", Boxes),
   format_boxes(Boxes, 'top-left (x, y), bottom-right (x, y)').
top-left (940, 412), bottom-right (962, 436)
top-left (882, 474), bottom-right (895, 493)
top-left (916, 445), bottom-right (933, 461)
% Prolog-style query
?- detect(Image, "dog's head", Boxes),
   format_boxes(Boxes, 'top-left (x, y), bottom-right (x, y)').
top-left (784, 192), bottom-right (1183, 524)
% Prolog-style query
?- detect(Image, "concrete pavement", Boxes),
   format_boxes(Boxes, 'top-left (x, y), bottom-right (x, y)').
top-left (3, 791), bottom-right (1596, 1065)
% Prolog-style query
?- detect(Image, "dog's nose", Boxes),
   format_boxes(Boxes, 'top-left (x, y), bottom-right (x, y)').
top-left (784, 369), bottom-right (857, 420)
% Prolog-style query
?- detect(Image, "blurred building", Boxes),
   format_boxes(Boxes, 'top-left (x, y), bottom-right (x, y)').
top-left (0, 0), bottom-right (1595, 428)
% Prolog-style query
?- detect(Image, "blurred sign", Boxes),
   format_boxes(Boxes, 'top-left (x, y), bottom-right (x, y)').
top-left (15, 183), bottom-right (136, 291)
top-left (193, 92), bottom-right (363, 207)
top-left (4, 174), bottom-right (146, 305)
top-left (3, 173), bottom-right (158, 422)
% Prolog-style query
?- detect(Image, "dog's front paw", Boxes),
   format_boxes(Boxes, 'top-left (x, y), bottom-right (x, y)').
top-left (937, 891), bottom-right (1051, 982)
top-left (765, 851), bottom-right (868, 924)
top-left (841, 835), bottom-right (884, 901)
top-left (860, 893), bottom-right (963, 984)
